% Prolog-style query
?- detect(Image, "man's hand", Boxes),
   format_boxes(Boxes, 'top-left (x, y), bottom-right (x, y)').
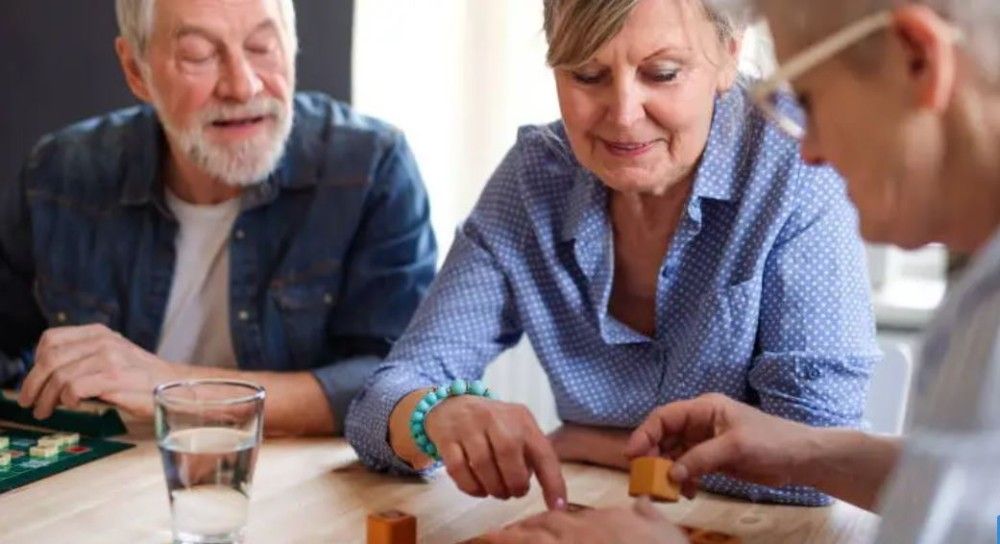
top-left (625, 393), bottom-right (819, 499)
top-left (484, 497), bottom-right (688, 544)
top-left (17, 324), bottom-right (188, 419)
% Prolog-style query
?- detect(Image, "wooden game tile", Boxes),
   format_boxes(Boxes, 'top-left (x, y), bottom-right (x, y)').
top-left (37, 436), bottom-right (63, 449)
top-left (54, 432), bottom-right (80, 446)
top-left (0, 452), bottom-right (10, 467)
top-left (629, 457), bottom-right (681, 502)
top-left (366, 509), bottom-right (416, 544)
top-left (0, 435), bottom-right (9, 449)
top-left (29, 445), bottom-right (58, 459)
top-left (690, 528), bottom-right (742, 544)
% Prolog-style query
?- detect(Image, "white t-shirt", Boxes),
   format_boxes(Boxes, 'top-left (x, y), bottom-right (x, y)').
top-left (155, 189), bottom-right (241, 369)
top-left (875, 227), bottom-right (1000, 543)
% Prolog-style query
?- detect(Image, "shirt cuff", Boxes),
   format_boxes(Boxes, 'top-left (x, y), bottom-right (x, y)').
top-left (700, 474), bottom-right (833, 506)
top-left (345, 366), bottom-right (441, 477)
top-left (310, 355), bottom-right (385, 435)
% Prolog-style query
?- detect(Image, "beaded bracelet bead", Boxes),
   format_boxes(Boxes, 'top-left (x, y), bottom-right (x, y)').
top-left (410, 379), bottom-right (495, 460)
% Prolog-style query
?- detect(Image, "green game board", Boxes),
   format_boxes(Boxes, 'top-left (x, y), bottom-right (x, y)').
top-left (0, 426), bottom-right (134, 493)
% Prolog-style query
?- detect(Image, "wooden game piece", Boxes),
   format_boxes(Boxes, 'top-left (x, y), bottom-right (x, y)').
top-left (628, 457), bottom-right (680, 502)
top-left (367, 510), bottom-right (416, 544)
top-left (0, 451), bottom-right (10, 467)
top-left (690, 528), bottom-right (742, 544)
top-left (0, 435), bottom-right (9, 449)
top-left (54, 432), bottom-right (80, 446)
top-left (29, 444), bottom-right (59, 459)
top-left (37, 436), bottom-right (63, 449)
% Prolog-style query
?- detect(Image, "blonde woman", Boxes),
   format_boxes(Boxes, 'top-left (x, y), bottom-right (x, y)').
top-left (489, 0), bottom-right (1000, 542)
top-left (346, 0), bottom-right (878, 509)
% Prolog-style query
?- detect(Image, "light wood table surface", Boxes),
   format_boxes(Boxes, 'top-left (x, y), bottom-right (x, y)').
top-left (0, 432), bottom-right (880, 543)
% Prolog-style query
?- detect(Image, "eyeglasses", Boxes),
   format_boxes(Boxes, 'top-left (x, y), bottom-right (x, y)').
top-left (751, 11), bottom-right (895, 141)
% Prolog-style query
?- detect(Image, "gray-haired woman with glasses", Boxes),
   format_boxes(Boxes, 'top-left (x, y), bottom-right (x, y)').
top-left (487, 1), bottom-right (1000, 542)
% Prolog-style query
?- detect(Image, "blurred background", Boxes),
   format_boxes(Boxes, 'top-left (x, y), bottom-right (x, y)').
top-left (1, 0), bottom-right (947, 434)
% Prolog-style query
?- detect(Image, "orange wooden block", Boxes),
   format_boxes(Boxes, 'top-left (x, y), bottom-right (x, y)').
top-left (628, 457), bottom-right (680, 502)
top-left (690, 528), bottom-right (742, 544)
top-left (367, 510), bottom-right (417, 544)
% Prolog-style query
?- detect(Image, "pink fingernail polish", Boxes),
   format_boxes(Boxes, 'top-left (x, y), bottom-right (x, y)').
top-left (555, 498), bottom-right (567, 511)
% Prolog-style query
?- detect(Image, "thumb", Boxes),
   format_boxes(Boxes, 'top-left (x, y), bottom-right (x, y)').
top-left (671, 434), bottom-right (739, 484)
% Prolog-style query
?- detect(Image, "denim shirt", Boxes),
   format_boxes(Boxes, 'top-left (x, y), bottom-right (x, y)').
top-left (347, 85), bottom-right (879, 504)
top-left (0, 92), bottom-right (437, 433)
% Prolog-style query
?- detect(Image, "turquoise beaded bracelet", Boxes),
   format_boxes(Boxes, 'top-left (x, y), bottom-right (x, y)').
top-left (410, 379), bottom-right (495, 460)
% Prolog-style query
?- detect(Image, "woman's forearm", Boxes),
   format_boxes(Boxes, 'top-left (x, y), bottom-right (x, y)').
top-left (549, 424), bottom-right (633, 470)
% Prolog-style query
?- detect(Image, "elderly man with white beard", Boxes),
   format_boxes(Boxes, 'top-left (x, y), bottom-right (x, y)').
top-left (0, 0), bottom-right (437, 436)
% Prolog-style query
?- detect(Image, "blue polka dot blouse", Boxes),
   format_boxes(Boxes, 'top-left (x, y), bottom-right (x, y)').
top-left (346, 85), bottom-right (880, 506)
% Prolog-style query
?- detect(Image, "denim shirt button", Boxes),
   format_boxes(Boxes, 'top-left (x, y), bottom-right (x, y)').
top-left (56, 311), bottom-right (67, 323)
top-left (237, 310), bottom-right (250, 321)
top-left (323, 293), bottom-right (334, 305)
top-left (234, 229), bottom-right (245, 240)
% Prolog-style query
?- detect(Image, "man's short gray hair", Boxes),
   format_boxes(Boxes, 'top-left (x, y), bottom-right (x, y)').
top-left (115, 0), bottom-right (299, 58)
top-left (713, 0), bottom-right (1000, 84)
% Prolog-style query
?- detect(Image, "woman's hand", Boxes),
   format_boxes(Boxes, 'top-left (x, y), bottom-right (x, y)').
top-left (388, 390), bottom-right (567, 510)
top-left (484, 497), bottom-right (688, 544)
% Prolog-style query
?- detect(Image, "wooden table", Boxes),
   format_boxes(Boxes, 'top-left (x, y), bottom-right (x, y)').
top-left (0, 433), bottom-right (880, 543)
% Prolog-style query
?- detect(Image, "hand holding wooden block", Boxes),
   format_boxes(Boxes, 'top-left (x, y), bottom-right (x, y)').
top-left (367, 510), bottom-right (417, 544)
top-left (628, 456), bottom-right (680, 502)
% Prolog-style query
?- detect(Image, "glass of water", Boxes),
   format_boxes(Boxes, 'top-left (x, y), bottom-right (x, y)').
top-left (154, 379), bottom-right (265, 544)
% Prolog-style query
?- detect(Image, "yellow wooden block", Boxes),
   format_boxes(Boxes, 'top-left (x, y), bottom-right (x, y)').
top-left (366, 510), bottom-right (416, 544)
top-left (628, 456), bottom-right (680, 502)
top-left (0, 452), bottom-right (10, 467)
top-left (29, 445), bottom-right (59, 459)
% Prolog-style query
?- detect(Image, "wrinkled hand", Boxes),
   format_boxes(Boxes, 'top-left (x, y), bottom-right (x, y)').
top-left (18, 324), bottom-right (188, 419)
top-left (424, 396), bottom-right (567, 510)
top-left (484, 497), bottom-right (688, 544)
top-left (625, 393), bottom-right (817, 498)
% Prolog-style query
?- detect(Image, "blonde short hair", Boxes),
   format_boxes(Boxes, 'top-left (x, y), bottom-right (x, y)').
top-left (543, 0), bottom-right (742, 67)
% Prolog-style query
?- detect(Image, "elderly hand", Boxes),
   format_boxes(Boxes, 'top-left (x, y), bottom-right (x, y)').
top-left (625, 393), bottom-right (818, 498)
top-left (422, 395), bottom-right (568, 510)
top-left (483, 497), bottom-right (688, 544)
top-left (17, 324), bottom-right (188, 419)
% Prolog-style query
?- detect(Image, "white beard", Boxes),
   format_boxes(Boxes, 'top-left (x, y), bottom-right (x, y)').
top-left (150, 91), bottom-right (294, 187)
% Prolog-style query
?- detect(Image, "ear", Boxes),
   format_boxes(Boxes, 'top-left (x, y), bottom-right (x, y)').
top-left (115, 37), bottom-right (154, 103)
top-left (891, 5), bottom-right (958, 112)
top-left (717, 33), bottom-right (744, 92)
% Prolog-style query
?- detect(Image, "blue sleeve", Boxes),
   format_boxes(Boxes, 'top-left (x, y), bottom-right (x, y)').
top-left (310, 132), bottom-right (438, 434)
top-left (345, 148), bottom-right (525, 475)
top-left (704, 164), bottom-right (880, 506)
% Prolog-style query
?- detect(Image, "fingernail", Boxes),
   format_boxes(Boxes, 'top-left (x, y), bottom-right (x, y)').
top-left (670, 464), bottom-right (689, 482)
top-left (554, 497), bottom-right (567, 511)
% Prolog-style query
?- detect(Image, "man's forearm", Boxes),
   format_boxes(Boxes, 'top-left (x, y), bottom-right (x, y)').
top-left (182, 366), bottom-right (335, 437)
top-left (799, 429), bottom-right (903, 511)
